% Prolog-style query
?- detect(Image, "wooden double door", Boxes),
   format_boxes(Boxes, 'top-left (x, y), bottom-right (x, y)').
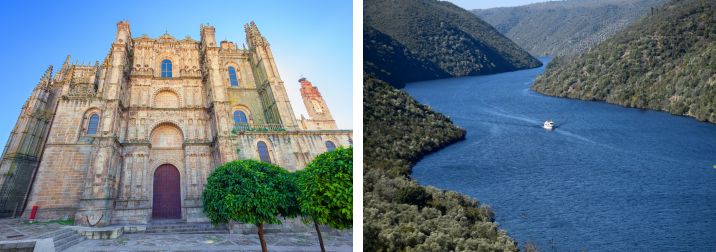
top-left (152, 164), bottom-right (181, 219)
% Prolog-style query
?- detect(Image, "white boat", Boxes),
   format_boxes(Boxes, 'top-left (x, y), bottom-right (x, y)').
top-left (543, 120), bottom-right (555, 130)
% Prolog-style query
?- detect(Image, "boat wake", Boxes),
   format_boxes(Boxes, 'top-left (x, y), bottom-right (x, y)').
top-left (475, 101), bottom-right (600, 145)
top-left (451, 91), bottom-right (606, 146)
top-left (554, 130), bottom-right (596, 144)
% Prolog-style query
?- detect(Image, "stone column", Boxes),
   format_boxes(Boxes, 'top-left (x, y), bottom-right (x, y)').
top-left (121, 155), bottom-right (132, 199)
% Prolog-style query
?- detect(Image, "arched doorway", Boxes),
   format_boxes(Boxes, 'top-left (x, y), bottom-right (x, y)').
top-left (152, 164), bottom-right (181, 219)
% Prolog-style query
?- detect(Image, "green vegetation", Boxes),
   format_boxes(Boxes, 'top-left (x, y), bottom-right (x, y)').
top-left (203, 160), bottom-right (291, 252)
top-left (533, 0), bottom-right (716, 123)
top-left (474, 0), bottom-right (665, 56)
top-left (27, 218), bottom-right (74, 225)
top-left (364, 0), bottom-right (541, 88)
top-left (364, 76), bottom-right (518, 251)
top-left (363, 77), bottom-right (466, 177)
top-left (296, 147), bottom-right (353, 252)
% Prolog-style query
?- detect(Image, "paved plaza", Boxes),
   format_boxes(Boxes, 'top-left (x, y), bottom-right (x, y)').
top-left (0, 218), bottom-right (68, 240)
top-left (1, 219), bottom-right (352, 251)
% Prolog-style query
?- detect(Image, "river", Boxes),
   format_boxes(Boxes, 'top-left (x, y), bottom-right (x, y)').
top-left (405, 57), bottom-right (716, 251)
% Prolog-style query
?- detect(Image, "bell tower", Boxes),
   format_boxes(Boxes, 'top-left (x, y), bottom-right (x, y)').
top-left (299, 78), bottom-right (337, 130)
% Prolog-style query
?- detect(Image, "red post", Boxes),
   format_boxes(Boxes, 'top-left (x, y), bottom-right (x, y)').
top-left (29, 206), bottom-right (38, 223)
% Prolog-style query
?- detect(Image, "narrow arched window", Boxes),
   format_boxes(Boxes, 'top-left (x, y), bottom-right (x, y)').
top-left (87, 114), bottom-right (99, 135)
top-left (228, 66), bottom-right (239, 87)
top-left (325, 141), bottom-right (336, 152)
top-left (233, 110), bottom-right (248, 125)
top-left (161, 59), bottom-right (172, 78)
top-left (257, 141), bottom-right (271, 163)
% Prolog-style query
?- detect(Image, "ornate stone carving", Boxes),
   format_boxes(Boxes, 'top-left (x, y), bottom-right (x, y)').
top-left (66, 83), bottom-right (97, 98)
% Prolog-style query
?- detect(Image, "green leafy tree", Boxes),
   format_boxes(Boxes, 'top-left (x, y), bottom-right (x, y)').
top-left (203, 160), bottom-right (292, 252)
top-left (260, 162), bottom-right (301, 219)
top-left (297, 146), bottom-right (353, 252)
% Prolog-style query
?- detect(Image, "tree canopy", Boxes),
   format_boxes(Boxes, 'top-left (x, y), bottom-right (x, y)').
top-left (203, 160), bottom-right (283, 225)
top-left (297, 146), bottom-right (353, 229)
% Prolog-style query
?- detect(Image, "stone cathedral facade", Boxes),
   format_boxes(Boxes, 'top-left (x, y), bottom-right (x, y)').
top-left (0, 21), bottom-right (351, 226)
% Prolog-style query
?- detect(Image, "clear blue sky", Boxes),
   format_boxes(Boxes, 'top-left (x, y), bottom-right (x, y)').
top-left (0, 1), bottom-right (352, 145)
top-left (446, 0), bottom-right (552, 9)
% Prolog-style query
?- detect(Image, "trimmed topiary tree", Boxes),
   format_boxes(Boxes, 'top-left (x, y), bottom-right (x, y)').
top-left (258, 160), bottom-right (301, 219)
top-left (203, 159), bottom-right (293, 252)
top-left (297, 146), bottom-right (353, 252)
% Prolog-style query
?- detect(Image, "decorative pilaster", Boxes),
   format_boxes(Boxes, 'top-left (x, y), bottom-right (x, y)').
top-left (200, 24), bottom-right (235, 164)
top-left (75, 21), bottom-right (132, 227)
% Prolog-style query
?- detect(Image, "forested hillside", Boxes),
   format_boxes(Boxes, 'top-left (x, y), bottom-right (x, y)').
top-left (474, 0), bottom-right (665, 56)
top-left (363, 76), bottom-right (518, 251)
top-left (364, 0), bottom-right (541, 88)
top-left (533, 0), bottom-right (716, 123)
top-left (364, 25), bottom-right (449, 88)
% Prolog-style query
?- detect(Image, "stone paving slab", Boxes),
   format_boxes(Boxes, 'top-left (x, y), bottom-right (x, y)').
top-left (0, 218), bottom-right (69, 241)
top-left (64, 232), bottom-right (352, 252)
top-left (0, 238), bottom-right (54, 252)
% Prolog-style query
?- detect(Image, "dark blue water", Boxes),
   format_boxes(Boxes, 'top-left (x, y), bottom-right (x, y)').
top-left (405, 58), bottom-right (716, 251)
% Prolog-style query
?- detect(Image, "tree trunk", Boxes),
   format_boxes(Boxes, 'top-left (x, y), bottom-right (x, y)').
top-left (258, 223), bottom-right (268, 252)
top-left (314, 222), bottom-right (326, 252)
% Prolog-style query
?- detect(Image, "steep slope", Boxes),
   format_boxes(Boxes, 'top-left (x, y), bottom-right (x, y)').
top-left (474, 0), bottom-right (665, 56)
top-left (532, 0), bottom-right (716, 123)
top-left (362, 0), bottom-right (542, 250)
top-left (364, 0), bottom-right (541, 87)
top-left (363, 76), bottom-right (517, 251)
top-left (364, 25), bottom-right (449, 88)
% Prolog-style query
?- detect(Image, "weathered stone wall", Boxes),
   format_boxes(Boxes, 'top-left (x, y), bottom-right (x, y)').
top-left (46, 100), bottom-right (105, 144)
top-left (21, 85), bottom-right (111, 220)
top-left (227, 89), bottom-right (266, 125)
top-left (233, 131), bottom-right (352, 171)
top-left (23, 144), bottom-right (93, 220)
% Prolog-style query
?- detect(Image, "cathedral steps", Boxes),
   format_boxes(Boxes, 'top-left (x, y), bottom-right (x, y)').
top-left (142, 221), bottom-right (288, 235)
top-left (145, 222), bottom-right (229, 234)
top-left (32, 228), bottom-right (86, 251)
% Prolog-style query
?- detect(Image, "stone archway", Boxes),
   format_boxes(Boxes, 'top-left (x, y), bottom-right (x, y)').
top-left (152, 164), bottom-right (181, 219)
top-left (150, 123), bottom-right (183, 148)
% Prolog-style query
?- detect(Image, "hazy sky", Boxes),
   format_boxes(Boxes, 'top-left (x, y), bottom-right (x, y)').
top-left (0, 1), bottom-right (352, 145)
top-left (446, 0), bottom-right (553, 9)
